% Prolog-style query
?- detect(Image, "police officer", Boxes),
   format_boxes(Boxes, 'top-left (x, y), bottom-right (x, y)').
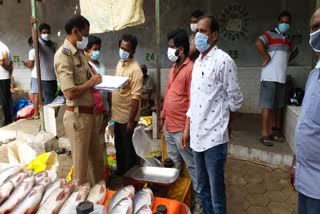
top-left (54, 15), bottom-right (103, 185)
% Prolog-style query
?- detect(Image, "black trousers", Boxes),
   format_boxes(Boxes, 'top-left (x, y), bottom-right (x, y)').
top-left (114, 122), bottom-right (137, 175)
top-left (0, 79), bottom-right (13, 125)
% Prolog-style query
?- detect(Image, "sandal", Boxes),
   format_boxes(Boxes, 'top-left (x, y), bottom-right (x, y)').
top-left (259, 136), bottom-right (274, 146)
top-left (271, 128), bottom-right (285, 142)
top-left (27, 115), bottom-right (40, 120)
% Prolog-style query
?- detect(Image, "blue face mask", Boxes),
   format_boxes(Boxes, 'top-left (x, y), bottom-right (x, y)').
top-left (195, 32), bottom-right (211, 53)
top-left (309, 29), bottom-right (320, 53)
top-left (278, 23), bottom-right (290, 34)
top-left (91, 51), bottom-right (100, 61)
top-left (119, 48), bottom-right (130, 61)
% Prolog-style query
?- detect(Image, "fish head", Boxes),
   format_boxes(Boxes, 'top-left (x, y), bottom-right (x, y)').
top-left (124, 185), bottom-right (135, 198)
top-left (39, 177), bottom-right (51, 187)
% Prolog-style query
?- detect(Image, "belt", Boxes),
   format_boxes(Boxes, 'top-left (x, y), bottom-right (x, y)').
top-left (66, 106), bottom-right (95, 114)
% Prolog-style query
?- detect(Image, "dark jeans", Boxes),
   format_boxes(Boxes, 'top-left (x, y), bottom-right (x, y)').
top-left (0, 79), bottom-right (13, 125)
top-left (42, 80), bottom-right (57, 105)
top-left (299, 192), bottom-right (320, 214)
top-left (114, 122), bottom-right (137, 175)
top-left (194, 143), bottom-right (228, 214)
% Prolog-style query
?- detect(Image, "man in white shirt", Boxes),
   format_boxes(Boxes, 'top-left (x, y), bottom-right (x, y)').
top-left (0, 40), bottom-right (13, 126)
top-left (181, 16), bottom-right (243, 214)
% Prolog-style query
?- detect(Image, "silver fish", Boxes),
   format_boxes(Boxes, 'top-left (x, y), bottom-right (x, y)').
top-left (0, 165), bottom-right (22, 186)
top-left (41, 178), bottom-right (66, 204)
top-left (12, 184), bottom-right (46, 214)
top-left (0, 176), bottom-right (35, 214)
top-left (111, 198), bottom-right (133, 214)
top-left (6, 171), bottom-right (31, 187)
top-left (0, 182), bottom-right (14, 205)
top-left (87, 180), bottom-right (107, 205)
top-left (34, 171), bottom-right (48, 184)
top-left (36, 182), bottom-right (77, 214)
top-left (38, 177), bottom-right (51, 188)
top-left (59, 182), bottom-right (90, 214)
top-left (133, 188), bottom-right (154, 214)
top-left (107, 185), bottom-right (135, 214)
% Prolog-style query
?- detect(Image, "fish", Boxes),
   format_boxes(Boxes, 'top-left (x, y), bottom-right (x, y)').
top-left (5, 170), bottom-right (32, 187)
top-left (12, 184), bottom-right (46, 214)
top-left (36, 181), bottom-right (77, 214)
top-left (0, 165), bottom-right (22, 186)
top-left (38, 177), bottom-right (51, 188)
top-left (0, 182), bottom-right (14, 205)
top-left (41, 178), bottom-right (66, 204)
top-left (0, 176), bottom-right (35, 214)
top-left (86, 180), bottom-right (107, 205)
top-left (34, 171), bottom-right (48, 184)
top-left (111, 198), bottom-right (133, 214)
top-left (59, 182), bottom-right (90, 214)
top-left (107, 185), bottom-right (135, 214)
top-left (133, 187), bottom-right (154, 214)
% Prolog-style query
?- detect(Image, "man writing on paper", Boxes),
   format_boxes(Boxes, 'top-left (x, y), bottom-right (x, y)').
top-left (111, 34), bottom-right (143, 176)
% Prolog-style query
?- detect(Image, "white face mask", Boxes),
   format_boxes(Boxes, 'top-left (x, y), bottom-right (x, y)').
top-left (167, 47), bottom-right (178, 62)
top-left (76, 36), bottom-right (88, 50)
top-left (41, 33), bottom-right (50, 41)
top-left (190, 23), bottom-right (197, 33)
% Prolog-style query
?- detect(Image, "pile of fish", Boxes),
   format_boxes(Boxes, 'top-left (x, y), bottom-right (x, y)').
top-left (0, 165), bottom-right (107, 214)
top-left (107, 185), bottom-right (154, 214)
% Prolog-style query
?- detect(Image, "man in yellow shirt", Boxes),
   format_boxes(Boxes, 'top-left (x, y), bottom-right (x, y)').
top-left (111, 34), bottom-right (143, 175)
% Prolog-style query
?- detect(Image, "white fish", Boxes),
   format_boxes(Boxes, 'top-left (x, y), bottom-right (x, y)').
top-left (133, 188), bottom-right (154, 214)
top-left (36, 182), bottom-right (76, 214)
top-left (34, 171), bottom-right (48, 184)
top-left (59, 182), bottom-right (90, 214)
top-left (0, 182), bottom-right (14, 205)
top-left (87, 180), bottom-right (107, 205)
top-left (0, 165), bottom-right (22, 186)
top-left (6, 170), bottom-right (32, 187)
top-left (0, 176), bottom-right (35, 214)
top-left (38, 177), bottom-right (51, 188)
top-left (12, 184), bottom-right (46, 214)
top-left (111, 198), bottom-right (133, 214)
top-left (41, 178), bottom-right (66, 204)
top-left (107, 185), bottom-right (135, 214)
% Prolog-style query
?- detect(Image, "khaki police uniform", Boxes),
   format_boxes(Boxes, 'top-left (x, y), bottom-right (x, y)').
top-left (54, 39), bottom-right (104, 185)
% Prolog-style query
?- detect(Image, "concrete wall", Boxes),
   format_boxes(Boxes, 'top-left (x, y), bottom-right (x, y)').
top-left (0, 0), bottom-right (316, 113)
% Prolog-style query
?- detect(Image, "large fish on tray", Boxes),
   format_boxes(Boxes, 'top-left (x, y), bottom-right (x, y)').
top-left (86, 181), bottom-right (107, 205)
top-left (6, 170), bottom-right (33, 187)
top-left (0, 176), bottom-right (35, 214)
top-left (12, 184), bottom-right (46, 214)
top-left (133, 187), bottom-right (154, 214)
top-left (111, 198), bottom-right (133, 214)
top-left (0, 165), bottom-right (22, 186)
top-left (59, 182), bottom-right (90, 214)
top-left (0, 182), bottom-right (14, 205)
top-left (36, 181), bottom-right (77, 214)
top-left (107, 185), bottom-right (135, 214)
top-left (41, 178), bottom-right (66, 204)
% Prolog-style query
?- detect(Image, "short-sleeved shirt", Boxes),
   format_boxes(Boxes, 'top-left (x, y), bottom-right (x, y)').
top-left (39, 38), bottom-right (56, 81)
top-left (54, 39), bottom-right (94, 107)
top-left (0, 41), bottom-right (11, 80)
top-left (111, 58), bottom-right (143, 124)
top-left (28, 48), bottom-right (37, 78)
top-left (259, 28), bottom-right (296, 83)
top-left (161, 57), bottom-right (193, 132)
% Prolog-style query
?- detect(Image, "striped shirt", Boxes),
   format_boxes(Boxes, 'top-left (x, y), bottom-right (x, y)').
top-left (259, 28), bottom-right (296, 83)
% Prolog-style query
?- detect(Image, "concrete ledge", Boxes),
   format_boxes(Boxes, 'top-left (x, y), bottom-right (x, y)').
top-left (283, 105), bottom-right (300, 152)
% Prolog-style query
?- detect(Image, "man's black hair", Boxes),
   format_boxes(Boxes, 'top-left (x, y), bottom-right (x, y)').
top-left (278, 11), bottom-right (292, 22)
top-left (119, 34), bottom-right (138, 50)
top-left (64, 15), bottom-right (90, 35)
top-left (167, 29), bottom-right (190, 56)
top-left (87, 35), bottom-right (102, 49)
top-left (198, 16), bottom-right (220, 33)
top-left (191, 10), bottom-right (204, 19)
top-left (28, 37), bottom-right (33, 46)
top-left (39, 23), bottom-right (51, 33)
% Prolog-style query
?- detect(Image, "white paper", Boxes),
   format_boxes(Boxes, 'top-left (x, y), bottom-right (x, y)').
top-left (94, 75), bottom-right (129, 91)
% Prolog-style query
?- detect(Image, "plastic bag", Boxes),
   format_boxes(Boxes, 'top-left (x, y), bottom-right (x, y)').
top-left (25, 152), bottom-right (59, 173)
top-left (66, 165), bottom-right (73, 182)
top-left (7, 143), bottom-right (36, 166)
top-left (132, 126), bottom-right (161, 166)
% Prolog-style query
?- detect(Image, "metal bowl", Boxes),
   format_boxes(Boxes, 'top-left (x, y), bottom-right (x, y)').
top-left (124, 166), bottom-right (179, 186)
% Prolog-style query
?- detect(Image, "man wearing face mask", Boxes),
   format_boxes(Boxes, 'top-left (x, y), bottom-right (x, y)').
top-left (256, 11), bottom-right (299, 146)
top-left (181, 16), bottom-right (243, 214)
top-left (37, 23), bottom-right (57, 104)
top-left (160, 28), bottom-right (201, 213)
top-left (54, 15), bottom-right (103, 185)
top-left (189, 10), bottom-right (204, 62)
top-left (289, 8), bottom-right (320, 214)
top-left (111, 34), bottom-right (143, 176)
